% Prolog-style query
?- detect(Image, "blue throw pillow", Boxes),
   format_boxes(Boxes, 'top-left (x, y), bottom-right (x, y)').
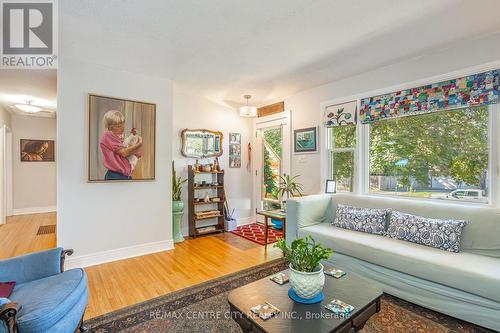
top-left (332, 204), bottom-right (390, 235)
top-left (386, 211), bottom-right (468, 253)
top-left (0, 297), bottom-right (10, 307)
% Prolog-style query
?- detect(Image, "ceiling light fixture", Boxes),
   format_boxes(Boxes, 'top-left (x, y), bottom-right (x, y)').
top-left (15, 100), bottom-right (42, 113)
top-left (239, 94), bottom-right (257, 117)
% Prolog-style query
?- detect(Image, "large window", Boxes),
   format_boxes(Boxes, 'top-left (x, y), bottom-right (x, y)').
top-left (328, 105), bottom-right (495, 203)
top-left (369, 106), bottom-right (489, 202)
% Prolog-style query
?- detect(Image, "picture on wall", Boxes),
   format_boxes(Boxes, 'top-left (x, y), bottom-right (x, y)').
top-left (229, 132), bottom-right (242, 168)
top-left (229, 133), bottom-right (241, 144)
top-left (20, 139), bottom-right (55, 162)
top-left (294, 127), bottom-right (317, 153)
top-left (88, 94), bottom-right (156, 182)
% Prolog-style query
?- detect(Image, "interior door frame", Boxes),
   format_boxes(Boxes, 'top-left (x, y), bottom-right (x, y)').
top-left (252, 110), bottom-right (291, 221)
top-left (0, 125), bottom-right (12, 224)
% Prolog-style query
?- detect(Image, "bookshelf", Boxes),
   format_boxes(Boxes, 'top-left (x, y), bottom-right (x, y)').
top-left (188, 165), bottom-right (226, 237)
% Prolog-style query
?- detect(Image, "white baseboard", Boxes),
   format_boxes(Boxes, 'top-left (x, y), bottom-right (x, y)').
top-left (12, 206), bottom-right (56, 216)
top-left (236, 216), bottom-right (254, 226)
top-left (65, 239), bottom-right (174, 269)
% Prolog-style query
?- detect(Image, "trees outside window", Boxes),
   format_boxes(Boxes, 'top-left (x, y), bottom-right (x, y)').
top-left (368, 106), bottom-right (489, 202)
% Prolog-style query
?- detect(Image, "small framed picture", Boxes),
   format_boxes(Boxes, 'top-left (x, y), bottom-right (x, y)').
top-left (20, 139), bottom-right (55, 162)
top-left (294, 127), bottom-right (317, 153)
top-left (325, 180), bottom-right (336, 193)
top-left (229, 132), bottom-right (241, 144)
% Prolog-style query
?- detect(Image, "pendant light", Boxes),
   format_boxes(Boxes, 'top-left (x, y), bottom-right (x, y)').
top-left (239, 95), bottom-right (257, 117)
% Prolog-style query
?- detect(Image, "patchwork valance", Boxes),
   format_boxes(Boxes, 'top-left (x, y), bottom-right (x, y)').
top-left (324, 101), bottom-right (357, 127)
top-left (359, 69), bottom-right (499, 124)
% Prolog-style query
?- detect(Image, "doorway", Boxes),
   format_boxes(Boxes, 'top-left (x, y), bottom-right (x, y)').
top-left (253, 111), bottom-right (291, 221)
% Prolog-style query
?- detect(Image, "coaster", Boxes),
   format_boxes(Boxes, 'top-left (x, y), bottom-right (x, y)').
top-left (288, 288), bottom-right (324, 304)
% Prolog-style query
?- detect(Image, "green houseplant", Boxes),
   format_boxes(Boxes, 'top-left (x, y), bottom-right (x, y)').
top-left (172, 161), bottom-right (187, 243)
top-left (278, 174), bottom-right (304, 212)
top-left (275, 236), bottom-right (332, 299)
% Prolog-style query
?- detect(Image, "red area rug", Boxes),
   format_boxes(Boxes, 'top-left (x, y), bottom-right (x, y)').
top-left (231, 223), bottom-right (283, 246)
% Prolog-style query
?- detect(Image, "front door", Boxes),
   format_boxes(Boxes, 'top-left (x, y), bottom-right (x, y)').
top-left (253, 111), bottom-right (291, 222)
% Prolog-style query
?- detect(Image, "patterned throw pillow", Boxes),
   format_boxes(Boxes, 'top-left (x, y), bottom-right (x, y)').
top-left (332, 204), bottom-right (390, 235)
top-left (386, 211), bottom-right (468, 253)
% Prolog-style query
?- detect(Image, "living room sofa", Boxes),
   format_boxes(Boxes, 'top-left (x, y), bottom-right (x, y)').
top-left (286, 193), bottom-right (500, 331)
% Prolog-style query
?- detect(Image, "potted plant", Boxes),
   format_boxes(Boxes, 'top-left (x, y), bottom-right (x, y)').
top-left (172, 161), bottom-right (187, 243)
top-left (275, 236), bottom-right (332, 300)
top-left (278, 174), bottom-right (304, 212)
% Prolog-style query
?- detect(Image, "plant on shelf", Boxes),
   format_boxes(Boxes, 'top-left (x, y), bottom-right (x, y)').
top-left (275, 236), bottom-right (333, 300)
top-left (278, 174), bottom-right (304, 211)
top-left (172, 161), bottom-right (187, 243)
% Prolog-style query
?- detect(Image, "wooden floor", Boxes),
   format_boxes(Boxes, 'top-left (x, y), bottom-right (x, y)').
top-left (0, 213), bottom-right (282, 320)
top-left (0, 212), bottom-right (57, 259)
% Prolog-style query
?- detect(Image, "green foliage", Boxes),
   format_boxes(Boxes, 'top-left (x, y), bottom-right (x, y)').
top-left (278, 174), bottom-right (304, 199)
top-left (330, 125), bottom-right (356, 191)
top-left (172, 161), bottom-right (187, 201)
top-left (274, 236), bottom-right (332, 272)
top-left (368, 107), bottom-right (488, 189)
top-left (263, 128), bottom-right (282, 198)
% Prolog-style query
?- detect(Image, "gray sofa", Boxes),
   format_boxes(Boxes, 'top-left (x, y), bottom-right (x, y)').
top-left (286, 193), bottom-right (500, 331)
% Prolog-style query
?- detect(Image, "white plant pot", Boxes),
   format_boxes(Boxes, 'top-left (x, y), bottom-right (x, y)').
top-left (289, 263), bottom-right (325, 299)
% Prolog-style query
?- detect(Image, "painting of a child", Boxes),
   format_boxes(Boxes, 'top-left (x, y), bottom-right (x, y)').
top-left (88, 94), bottom-right (156, 182)
top-left (100, 110), bottom-right (143, 180)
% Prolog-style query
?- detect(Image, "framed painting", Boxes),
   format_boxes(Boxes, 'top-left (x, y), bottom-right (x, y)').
top-left (88, 94), bottom-right (156, 182)
top-left (20, 139), bottom-right (55, 161)
top-left (294, 127), bottom-right (317, 153)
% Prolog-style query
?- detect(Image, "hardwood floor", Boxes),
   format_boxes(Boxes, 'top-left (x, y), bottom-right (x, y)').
top-left (0, 213), bottom-right (282, 320)
top-left (0, 212), bottom-right (57, 259)
top-left (84, 233), bottom-right (282, 319)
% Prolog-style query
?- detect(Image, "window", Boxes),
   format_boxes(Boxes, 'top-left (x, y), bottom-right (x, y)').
top-left (368, 106), bottom-right (489, 203)
top-left (328, 125), bottom-right (356, 192)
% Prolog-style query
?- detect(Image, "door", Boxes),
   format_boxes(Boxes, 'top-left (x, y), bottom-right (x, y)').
top-left (253, 111), bottom-right (291, 222)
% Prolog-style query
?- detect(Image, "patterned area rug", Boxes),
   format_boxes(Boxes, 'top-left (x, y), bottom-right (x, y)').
top-left (230, 222), bottom-right (283, 245)
top-left (85, 258), bottom-right (493, 333)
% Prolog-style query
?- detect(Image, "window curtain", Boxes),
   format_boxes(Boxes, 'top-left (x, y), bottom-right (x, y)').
top-left (324, 100), bottom-right (357, 127)
top-left (359, 69), bottom-right (499, 124)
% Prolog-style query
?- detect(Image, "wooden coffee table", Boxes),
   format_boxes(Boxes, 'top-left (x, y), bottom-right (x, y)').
top-left (228, 265), bottom-right (382, 333)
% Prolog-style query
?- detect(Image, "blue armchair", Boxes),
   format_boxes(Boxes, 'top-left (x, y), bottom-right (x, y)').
top-left (0, 248), bottom-right (88, 333)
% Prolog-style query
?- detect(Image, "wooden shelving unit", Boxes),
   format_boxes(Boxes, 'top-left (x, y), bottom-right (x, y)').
top-left (188, 165), bottom-right (226, 237)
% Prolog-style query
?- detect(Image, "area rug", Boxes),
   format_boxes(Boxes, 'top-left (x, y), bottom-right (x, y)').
top-left (85, 258), bottom-right (493, 333)
top-left (230, 222), bottom-right (283, 245)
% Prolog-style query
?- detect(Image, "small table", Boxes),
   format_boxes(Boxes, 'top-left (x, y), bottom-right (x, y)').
top-left (228, 266), bottom-right (382, 333)
top-left (256, 210), bottom-right (286, 252)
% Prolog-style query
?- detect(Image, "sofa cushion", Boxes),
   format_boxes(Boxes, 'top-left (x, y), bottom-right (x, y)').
top-left (333, 204), bottom-right (389, 235)
top-left (9, 268), bottom-right (87, 333)
top-left (386, 211), bottom-right (468, 252)
top-left (327, 193), bottom-right (500, 258)
top-left (298, 223), bottom-right (500, 302)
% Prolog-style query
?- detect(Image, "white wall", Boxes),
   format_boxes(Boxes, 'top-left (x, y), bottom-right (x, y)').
top-left (11, 114), bottom-right (56, 212)
top-left (0, 106), bottom-right (11, 128)
top-left (57, 57), bottom-right (173, 267)
top-left (173, 85), bottom-right (254, 235)
top-left (286, 33), bottom-right (500, 194)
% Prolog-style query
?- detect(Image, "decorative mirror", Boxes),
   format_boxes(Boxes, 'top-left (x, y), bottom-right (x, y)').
top-left (181, 129), bottom-right (223, 158)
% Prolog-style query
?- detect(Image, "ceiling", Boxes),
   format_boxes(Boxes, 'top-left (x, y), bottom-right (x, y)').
top-left (0, 69), bottom-right (57, 116)
top-left (2, 0), bottom-right (500, 112)
top-left (60, 0), bottom-right (500, 107)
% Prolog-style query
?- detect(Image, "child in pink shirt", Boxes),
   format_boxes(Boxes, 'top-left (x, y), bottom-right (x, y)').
top-left (100, 110), bottom-right (142, 180)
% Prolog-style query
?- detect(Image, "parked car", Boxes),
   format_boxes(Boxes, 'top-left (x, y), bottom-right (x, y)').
top-left (446, 189), bottom-right (487, 202)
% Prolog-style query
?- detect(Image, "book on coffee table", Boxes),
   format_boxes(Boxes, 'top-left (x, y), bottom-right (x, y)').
top-left (250, 302), bottom-right (281, 320)
top-left (270, 272), bottom-right (289, 285)
top-left (324, 299), bottom-right (355, 316)
top-left (324, 268), bottom-right (346, 279)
